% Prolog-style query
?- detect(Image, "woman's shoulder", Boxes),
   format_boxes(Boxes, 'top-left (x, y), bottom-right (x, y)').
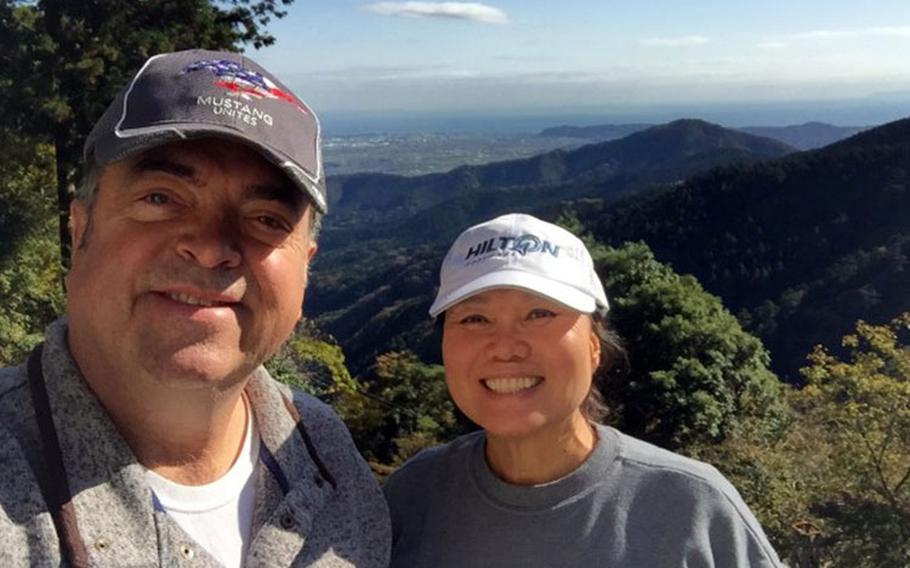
top-left (383, 430), bottom-right (484, 493)
top-left (598, 426), bottom-right (751, 525)
top-left (600, 426), bottom-right (782, 565)
top-left (603, 426), bottom-right (729, 488)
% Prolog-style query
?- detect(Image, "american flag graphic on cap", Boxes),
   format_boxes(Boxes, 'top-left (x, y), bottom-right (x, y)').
top-left (182, 59), bottom-right (308, 113)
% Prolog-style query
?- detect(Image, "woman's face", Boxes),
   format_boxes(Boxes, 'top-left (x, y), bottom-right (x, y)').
top-left (442, 288), bottom-right (601, 439)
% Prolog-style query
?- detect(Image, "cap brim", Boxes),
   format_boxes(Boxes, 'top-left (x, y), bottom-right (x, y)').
top-left (92, 124), bottom-right (327, 213)
top-left (429, 269), bottom-right (597, 317)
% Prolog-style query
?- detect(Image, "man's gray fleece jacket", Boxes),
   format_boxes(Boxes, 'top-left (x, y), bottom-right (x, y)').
top-left (0, 319), bottom-right (391, 566)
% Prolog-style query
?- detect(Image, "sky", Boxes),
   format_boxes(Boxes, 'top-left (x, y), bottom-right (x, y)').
top-left (253, 1), bottom-right (910, 130)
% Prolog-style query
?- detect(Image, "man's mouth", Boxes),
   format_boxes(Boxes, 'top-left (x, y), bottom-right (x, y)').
top-left (482, 376), bottom-right (543, 394)
top-left (163, 291), bottom-right (235, 308)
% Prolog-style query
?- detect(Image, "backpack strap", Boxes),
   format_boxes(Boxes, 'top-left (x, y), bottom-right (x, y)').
top-left (27, 344), bottom-right (90, 567)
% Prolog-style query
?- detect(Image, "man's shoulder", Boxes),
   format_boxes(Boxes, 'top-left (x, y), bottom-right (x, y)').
top-left (0, 362), bottom-right (28, 400)
top-left (0, 362), bottom-right (33, 450)
top-left (276, 385), bottom-right (372, 476)
top-left (0, 365), bottom-right (52, 559)
top-left (287, 388), bottom-right (353, 442)
top-left (0, 363), bottom-right (39, 454)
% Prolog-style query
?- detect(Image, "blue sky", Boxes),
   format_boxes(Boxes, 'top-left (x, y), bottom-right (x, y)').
top-left (254, 1), bottom-right (910, 125)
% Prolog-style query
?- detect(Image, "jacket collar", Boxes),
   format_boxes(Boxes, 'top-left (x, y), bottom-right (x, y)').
top-left (39, 318), bottom-right (333, 561)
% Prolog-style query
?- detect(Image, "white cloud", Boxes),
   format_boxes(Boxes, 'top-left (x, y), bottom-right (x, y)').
top-left (792, 26), bottom-right (910, 40)
top-left (756, 26), bottom-right (910, 50)
top-left (308, 64), bottom-right (448, 80)
top-left (640, 35), bottom-right (710, 47)
top-left (364, 2), bottom-right (508, 24)
top-left (757, 41), bottom-right (789, 50)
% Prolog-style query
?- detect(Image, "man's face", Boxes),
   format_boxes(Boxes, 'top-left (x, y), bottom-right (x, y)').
top-left (67, 138), bottom-right (316, 390)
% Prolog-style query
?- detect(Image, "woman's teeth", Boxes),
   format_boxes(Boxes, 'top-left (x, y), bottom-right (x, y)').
top-left (483, 377), bottom-right (542, 394)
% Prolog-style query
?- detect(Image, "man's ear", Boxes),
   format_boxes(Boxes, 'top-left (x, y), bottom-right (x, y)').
top-left (298, 241), bottom-right (319, 322)
top-left (70, 199), bottom-right (89, 253)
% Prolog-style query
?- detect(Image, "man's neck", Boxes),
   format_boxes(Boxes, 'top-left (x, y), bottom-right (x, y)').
top-left (130, 391), bottom-right (250, 485)
top-left (69, 345), bottom-right (252, 485)
top-left (107, 383), bottom-right (249, 485)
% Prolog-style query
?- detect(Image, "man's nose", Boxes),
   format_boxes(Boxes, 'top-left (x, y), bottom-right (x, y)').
top-left (487, 327), bottom-right (531, 361)
top-left (177, 217), bottom-right (242, 269)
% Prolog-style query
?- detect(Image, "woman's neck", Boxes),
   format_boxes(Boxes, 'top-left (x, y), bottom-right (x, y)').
top-left (484, 413), bottom-right (597, 485)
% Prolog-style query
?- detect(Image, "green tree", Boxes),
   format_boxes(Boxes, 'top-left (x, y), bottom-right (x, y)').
top-left (795, 313), bottom-right (910, 566)
top-left (595, 241), bottom-right (785, 450)
top-left (0, 0), bottom-right (295, 362)
top-left (690, 400), bottom-right (820, 566)
top-left (0, 0), bottom-right (293, 265)
top-left (700, 314), bottom-right (910, 567)
top-left (0, 137), bottom-right (64, 364)
top-left (335, 351), bottom-right (465, 468)
top-left (267, 319), bottom-right (360, 399)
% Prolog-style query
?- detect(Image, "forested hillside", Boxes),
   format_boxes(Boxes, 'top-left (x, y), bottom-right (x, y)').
top-left (573, 117), bottom-right (910, 378)
top-left (319, 119), bottom-right (794, 250)
top-left (310, 117), bottom-right (910, 382)
top-left (309, 119), bottom-right (797, 353)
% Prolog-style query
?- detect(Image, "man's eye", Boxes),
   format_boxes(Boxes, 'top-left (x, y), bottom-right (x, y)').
top-left (459, 314), bottom-right (488, 324)
top-left (256, 215), bottom-right (290, 232)
top-left (145, 192), bottom-right (170, 205)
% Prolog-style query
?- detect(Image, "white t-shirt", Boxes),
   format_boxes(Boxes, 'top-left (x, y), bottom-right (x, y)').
top-left (146, 399), bottom-right (259, 568)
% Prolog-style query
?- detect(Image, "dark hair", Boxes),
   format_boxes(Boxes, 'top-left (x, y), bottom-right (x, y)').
top-left (582, 310), bottom-right (628, 424)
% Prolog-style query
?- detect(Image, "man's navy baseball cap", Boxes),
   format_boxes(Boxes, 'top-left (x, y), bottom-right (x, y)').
top-left (84, 49), bottom-right (327, 213)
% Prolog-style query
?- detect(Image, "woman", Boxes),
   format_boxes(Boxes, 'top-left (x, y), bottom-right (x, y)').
top-left (383, 213), bottom-right (782, 567)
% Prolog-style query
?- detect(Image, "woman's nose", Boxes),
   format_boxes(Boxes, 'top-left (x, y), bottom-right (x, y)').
top-left (487, 328), bottom-right (531, 361)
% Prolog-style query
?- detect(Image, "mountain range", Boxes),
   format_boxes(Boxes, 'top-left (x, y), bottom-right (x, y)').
top-left (320, 119), bottom-right (793, 250)
top-left (308, 116), bottom-right (910, 380)
top-left (540, 121), bottom-right (869, 151)
top-left (572, 118), bottom-right (910, 377)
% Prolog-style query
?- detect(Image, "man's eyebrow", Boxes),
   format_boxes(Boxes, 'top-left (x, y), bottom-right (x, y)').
top-left (247, 183), bottom-right (305, 214)
top-left (131, 157), bottom-right (200, 184)
top-left (130, 157), bottom-right (303, 213)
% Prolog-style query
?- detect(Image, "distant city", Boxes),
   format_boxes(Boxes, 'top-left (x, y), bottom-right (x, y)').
top-left (317, 97), bottom-right (910, 176)
top-left (322, 132), bottom-right (583, 176)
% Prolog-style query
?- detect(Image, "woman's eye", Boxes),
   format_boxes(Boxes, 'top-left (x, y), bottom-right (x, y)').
top-left (527, 308), bottom-right (556, 320)
top-left (459, 314), bottom-right (488, 324)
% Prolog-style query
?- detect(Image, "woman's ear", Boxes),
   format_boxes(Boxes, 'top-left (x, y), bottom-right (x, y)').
top-left (589, 324), bottom-right (602, 371)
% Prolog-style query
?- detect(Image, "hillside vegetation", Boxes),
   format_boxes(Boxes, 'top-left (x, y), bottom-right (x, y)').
top-left (320, 119), bottom-right (794, 250)
top-left (574, 117), bottom-right (910, 378)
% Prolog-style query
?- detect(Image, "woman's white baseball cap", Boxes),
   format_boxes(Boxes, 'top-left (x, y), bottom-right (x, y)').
top-left (429, 213), bottom-right (609, 317)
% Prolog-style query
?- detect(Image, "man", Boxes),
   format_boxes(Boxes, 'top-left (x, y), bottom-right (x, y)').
top-left (0, 50), bottom-right (390, 566)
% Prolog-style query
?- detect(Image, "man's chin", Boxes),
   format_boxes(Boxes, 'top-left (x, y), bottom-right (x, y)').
top-left (139, 347), bottom-right (255, 390)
